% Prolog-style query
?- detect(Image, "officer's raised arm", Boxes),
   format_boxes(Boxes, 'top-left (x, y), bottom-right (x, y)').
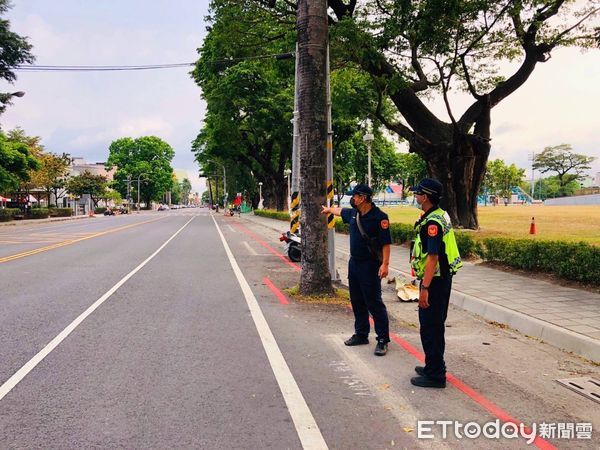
top-left (321, 205), bottom-right (342, 216)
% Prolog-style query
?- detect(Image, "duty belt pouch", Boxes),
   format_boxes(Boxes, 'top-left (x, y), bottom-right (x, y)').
top-left (356, 213), bottom-right (383, 264)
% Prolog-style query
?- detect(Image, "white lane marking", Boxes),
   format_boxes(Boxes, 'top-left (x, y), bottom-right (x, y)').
top-left (226, 224), bottom-right (237, 233)
top-left (211, 215), bottom-right (328, 450)
top-left (0, 217), bottom-right (195, 402)
top-left (242, 241), bottom-right (259, 255)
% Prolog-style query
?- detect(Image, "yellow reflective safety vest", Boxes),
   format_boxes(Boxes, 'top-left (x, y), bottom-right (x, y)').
top-left (411, 207), bottom-right (462, 279)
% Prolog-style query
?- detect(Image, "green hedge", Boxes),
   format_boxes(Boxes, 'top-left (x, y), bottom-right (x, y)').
top-left (254, 209), bottom-right (290, 221)
top-left (49, 208), bottom-right (72, 217)
top-left (481, 238), bottom-right (599, 285)
top-left (25, 208), bottom-right (50, 219)
top-left (94, 207), bottom-right (107, 214)
top-left (0, 208), bottom-right (20, 222)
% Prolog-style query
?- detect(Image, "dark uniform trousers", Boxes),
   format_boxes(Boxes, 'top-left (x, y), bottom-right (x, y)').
top-left (419, 275), bottom-right (452, 380)
top-left (348, 257), bottom-right (390, 342)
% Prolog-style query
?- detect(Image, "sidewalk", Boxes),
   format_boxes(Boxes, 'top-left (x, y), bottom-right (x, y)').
top-left (244, 213), bottom-right (600, 363)
top-left (0, 214), bottom-right (93, 227)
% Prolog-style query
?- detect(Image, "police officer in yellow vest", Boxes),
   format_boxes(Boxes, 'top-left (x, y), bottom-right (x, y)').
top-left (409, 178), bottom-right (462, 388)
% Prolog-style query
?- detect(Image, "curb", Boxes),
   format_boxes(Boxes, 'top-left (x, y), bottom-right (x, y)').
top-left (451, 290), bottom-right (600, 363)
top-left (0, 215), bottom-right (92, 227)
top-left (244, 214), bottom-right (600, 363)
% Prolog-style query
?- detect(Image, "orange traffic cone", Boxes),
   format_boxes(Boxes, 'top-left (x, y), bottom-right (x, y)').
top-left (529, 217), bottom-right (537, 235)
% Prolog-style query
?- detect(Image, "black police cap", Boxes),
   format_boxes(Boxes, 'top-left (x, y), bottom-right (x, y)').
top-left (409, 178), bottom-right (443, 197)
top-left (349, 184), bottom-right (373, 196)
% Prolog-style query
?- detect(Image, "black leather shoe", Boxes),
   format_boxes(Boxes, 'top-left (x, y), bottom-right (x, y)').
top-left (415, 366), bottom-right (426, 376)
top-left (374, 340), bottom-right (388, 356)
top-left (411, 375), bottom-right (446, 388)
top-left (344, 334), bottom-right (369, 346)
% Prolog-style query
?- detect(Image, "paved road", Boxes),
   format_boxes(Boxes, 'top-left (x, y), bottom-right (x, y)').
top-left (0, 209), bottom-right (597, 449)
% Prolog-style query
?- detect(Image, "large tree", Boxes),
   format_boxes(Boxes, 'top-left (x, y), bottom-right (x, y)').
top-left (29, 152), bottom-right (71, 206)
top-left (256, 0), bottom-right (599, 228)
top-left (65, 170), bottom-right (107, 207)
top-left (0, 130), bottom-right (39, 192)
top-left (533, 144), bottom-right (595, 195)
top-left (106, 136), bottom-right (175, 207)
top-left (0, 0), bottom-right (35, 115)
top-left (483, 159), bottom-right (526, 201)
top-left (192, 1), bottom-right (296, 211)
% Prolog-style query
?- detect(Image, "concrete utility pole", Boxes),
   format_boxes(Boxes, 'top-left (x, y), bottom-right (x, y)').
top-left (290, 43), bottom-right (301, 235)
top-left (325, 45), bottom-right (338, 281)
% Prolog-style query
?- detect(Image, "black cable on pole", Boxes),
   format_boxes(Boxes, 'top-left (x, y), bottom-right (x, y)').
top-left (14, 52), bottom-right (295, 72)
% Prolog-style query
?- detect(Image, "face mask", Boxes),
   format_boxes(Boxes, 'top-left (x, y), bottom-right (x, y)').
top-left (415, 194), bottom-right (424, 210)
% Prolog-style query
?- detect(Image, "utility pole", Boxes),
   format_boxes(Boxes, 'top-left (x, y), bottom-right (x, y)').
top-left (529, 152), bottom-right (536, 199)
top-left (325, 44), bottom-right (338, 281)
top-left (290, 43), bottom-right (301, 235)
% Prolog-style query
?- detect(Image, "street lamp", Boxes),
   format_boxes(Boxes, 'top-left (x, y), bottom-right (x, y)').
top-left (284, 169), bottom-right (292, 210)
top-left (258, 182), bottom-right (263, 209)
top-left (0, 91), bottom-right (25, 114)
top-left (363, 132), bottom-right (374, 187)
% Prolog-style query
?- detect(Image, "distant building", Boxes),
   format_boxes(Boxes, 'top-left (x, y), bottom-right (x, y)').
top-left (594, 172), bottom-right (600, 187)
top-left (69, 157), bottom-right (115, 181)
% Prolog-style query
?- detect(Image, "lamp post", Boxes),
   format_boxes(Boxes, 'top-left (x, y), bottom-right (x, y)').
top-left (258, 182), bottom-right (263, 209)
top-left (363, 132), bottom-right (374, 187)
top-left (284, 169), bottom-right (291, 211)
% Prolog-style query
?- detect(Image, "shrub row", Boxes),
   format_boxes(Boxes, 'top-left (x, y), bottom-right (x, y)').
top-left (49, 208), bottom-right (72, 217)
top-left (481, 238), bottom-right (599, 285)
top-left (0, 208), bottom-right (20, 222)
top-left (254, 209), bottom-right (291, 221)
top-left (94, 207), bottom-right (107, 214)
top-left (254, 209), bottom-right (598, 285)
top-left (25, 208), bottom-right (50, 219)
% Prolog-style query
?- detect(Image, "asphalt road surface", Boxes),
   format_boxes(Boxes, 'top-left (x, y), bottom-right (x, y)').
top-left (0, 209), bottom-right (597, 449)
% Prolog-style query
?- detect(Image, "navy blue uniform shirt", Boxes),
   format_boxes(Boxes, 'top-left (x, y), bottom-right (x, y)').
top-left (341, 205), bottom-right (392, 261)
top-left (416, 207), bottom-right (449, 275)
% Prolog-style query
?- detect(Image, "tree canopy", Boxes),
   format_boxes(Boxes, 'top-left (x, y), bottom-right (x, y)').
top-left (252, 0), bottom-right (599, 227)
top-left (0, 0), bottom-right (35, 115)
top-left (106, 136), bottom-right (175, 207)
top-left (65, 170), bottom-right (108, 207)
top-left (533, 144), bottom-right (596, 195)
top-left (0, 130), bottom-right (40, 192)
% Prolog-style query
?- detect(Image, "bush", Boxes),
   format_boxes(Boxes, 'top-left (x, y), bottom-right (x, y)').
top-left (25, 208), bottom-right (50, 219)
top-left (49, 208), bottom-right (72, 217)
top-left (94, 207), bottom-right (107, 214)
top-left (254, 209), bottom-right (290, 221)
top-left (481, 238), bottom-right (600, 285)
top-left (0, 208), bottom-right (20, 222)
top-left (455, 232), bottom-right (482, 258)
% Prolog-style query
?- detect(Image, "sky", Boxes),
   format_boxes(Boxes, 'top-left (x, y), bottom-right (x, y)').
top-left (1, 1), bottom-right (599, 194)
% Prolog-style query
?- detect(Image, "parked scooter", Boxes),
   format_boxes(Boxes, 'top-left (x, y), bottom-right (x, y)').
top-left (279, 231), bottom-right (301, 262)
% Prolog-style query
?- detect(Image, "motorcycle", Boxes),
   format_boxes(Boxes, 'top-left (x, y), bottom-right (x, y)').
top-left (279, 231), bottom-right (301, 262)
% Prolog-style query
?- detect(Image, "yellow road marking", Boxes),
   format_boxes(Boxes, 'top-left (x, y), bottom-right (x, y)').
top-left (0, 217), bottom-right (164, 264)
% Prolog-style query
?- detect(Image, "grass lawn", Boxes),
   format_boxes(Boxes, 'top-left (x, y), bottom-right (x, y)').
top-left (382, 204), bottom-right (600, 245)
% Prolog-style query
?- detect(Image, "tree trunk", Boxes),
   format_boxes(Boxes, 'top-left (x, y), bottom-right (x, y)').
top-left (297, 0), bottom-right (333, 295)
top-left (413, 131), bottom-right (490, 229)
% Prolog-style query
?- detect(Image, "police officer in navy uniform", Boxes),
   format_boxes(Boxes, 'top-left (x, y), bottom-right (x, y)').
top-left (322, 184), bottom-right (392, 356)
top-left (409, 178), bottom-right (462, 388)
